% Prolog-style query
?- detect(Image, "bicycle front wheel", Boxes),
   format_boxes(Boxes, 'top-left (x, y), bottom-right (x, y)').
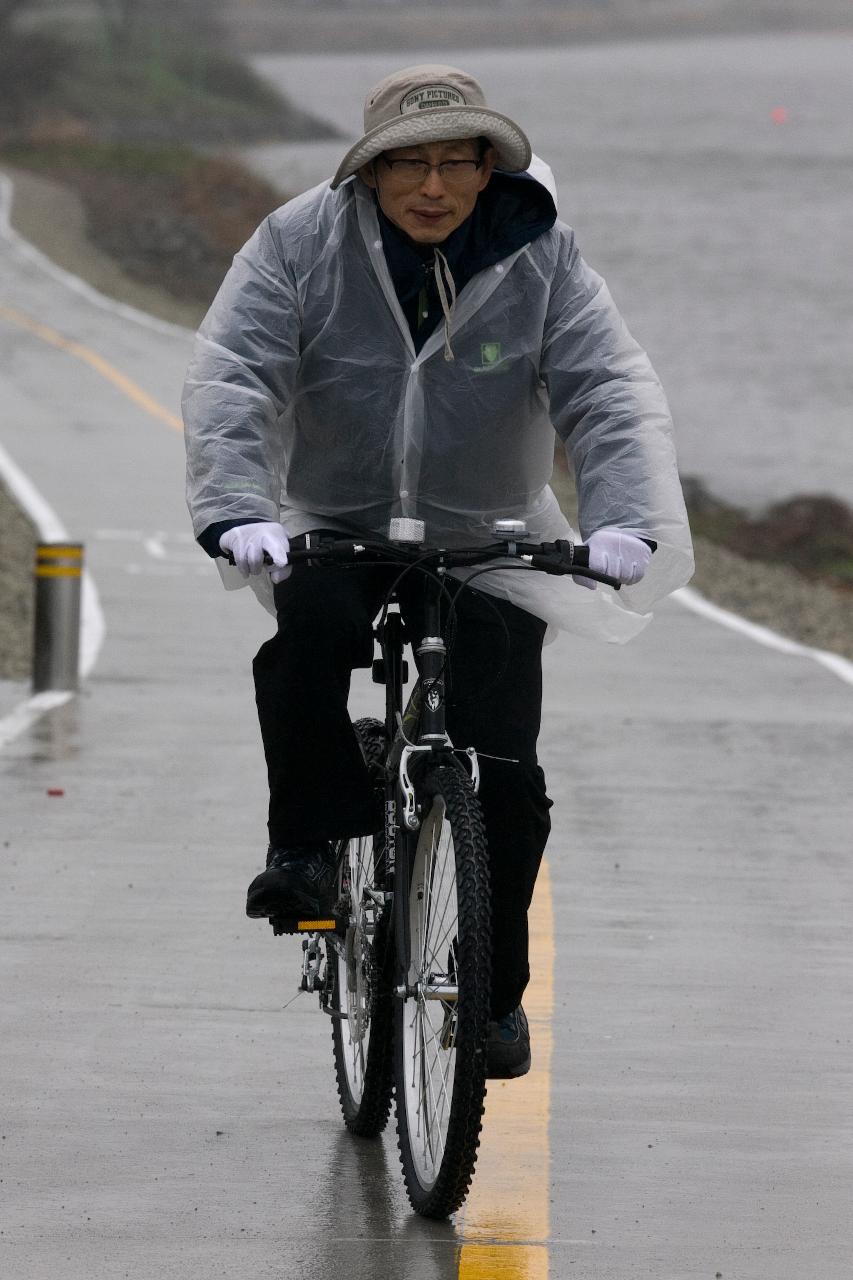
top-left (394, 763), bottom-right (491, 1218)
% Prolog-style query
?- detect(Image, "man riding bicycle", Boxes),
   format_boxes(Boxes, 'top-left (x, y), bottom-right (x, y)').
top-left (183, 64), bottom-right (693, 1080)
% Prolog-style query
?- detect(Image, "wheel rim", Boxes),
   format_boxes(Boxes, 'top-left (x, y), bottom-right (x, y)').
top-left (336, 834), bottom-right (379, 1103)
top-left (401, 797), bottom-right (460, 1189)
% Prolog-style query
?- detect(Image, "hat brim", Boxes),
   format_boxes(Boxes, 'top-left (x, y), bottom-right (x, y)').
top-left (330, 107), bottom-right (532, 189)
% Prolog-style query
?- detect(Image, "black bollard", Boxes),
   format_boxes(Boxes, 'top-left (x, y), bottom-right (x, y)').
top-left (32, 543), bottom-right (83, 693)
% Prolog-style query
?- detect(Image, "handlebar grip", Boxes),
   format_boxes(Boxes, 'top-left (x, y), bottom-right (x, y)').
top-left (529, 541), bottom-right (622, 590)
top-left (224, 550), bottom-right (277, 566)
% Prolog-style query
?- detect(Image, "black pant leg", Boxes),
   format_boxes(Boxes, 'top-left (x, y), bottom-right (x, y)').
top-left (253, 557), bottom-right (388, 845)
top-left (399, 579), bottom-right (553, 1019)
top-left (474, 757), bottom-right (552, 1018)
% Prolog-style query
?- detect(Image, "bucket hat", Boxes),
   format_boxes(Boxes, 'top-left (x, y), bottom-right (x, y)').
top-left (331, 64), bottom-right (532, 189)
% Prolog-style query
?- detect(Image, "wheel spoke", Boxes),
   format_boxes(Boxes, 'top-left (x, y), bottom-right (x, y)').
top-left (418, 1003), bottom-right (454, 1115)
top-left (336, 832), bottom-right (379, 1103)
top-left (397, 793), bottom-right (458, 1182)
top-left (415, 1002), bottom-right (452, 1170)
top-left (421, 827), bottom-right (456, 974)
top-left (330, 722), bottom-right (393, 1141)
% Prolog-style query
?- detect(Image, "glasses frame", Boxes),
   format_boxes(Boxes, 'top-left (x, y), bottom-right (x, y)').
top-left (379, 156), bottom-right (486, 186)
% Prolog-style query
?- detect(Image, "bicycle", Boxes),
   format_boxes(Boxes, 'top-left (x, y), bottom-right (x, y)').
top-left (259, 518), bottom-right (619, 1218)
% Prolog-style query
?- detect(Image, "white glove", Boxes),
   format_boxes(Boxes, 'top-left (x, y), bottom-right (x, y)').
top-left (575, 528), bottom-right (653, 591)
top-left (219, 522), bottom-right (291, 584)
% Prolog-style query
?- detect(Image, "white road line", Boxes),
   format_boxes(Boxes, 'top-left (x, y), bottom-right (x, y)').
top-left (95, 528), bottom-right (195, 544)
top-left (143, 535), bottom-right (167, 559)
top-left (0, 171), bottom-right (192, 340)
top-left (80, 572), bottom-right (106, 677)
top-left (674, 586), bottom-right (853, 687)
top-left (125, 563), bottom-right (209, 576)
top-left (0, 436), bottom-right (66, 542)
top-left (0, 690), bottom-right (73, 751)
top-left (0, 439), bottom-right (106, 749)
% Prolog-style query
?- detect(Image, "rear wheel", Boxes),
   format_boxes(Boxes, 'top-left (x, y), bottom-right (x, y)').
top-left (330, 719), bottom-right (393, 1137)
top-left (394, 763), bottom-right (491, 1217)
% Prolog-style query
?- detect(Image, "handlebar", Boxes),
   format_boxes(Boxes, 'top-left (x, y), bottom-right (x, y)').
top-left (274, 533), bottom-right (623, 590)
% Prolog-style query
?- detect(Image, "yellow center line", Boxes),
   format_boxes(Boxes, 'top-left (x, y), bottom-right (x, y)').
top-left (457, 859), bottom-right (554, 1279)
top-left (0, 303), bottom-right (183, 433)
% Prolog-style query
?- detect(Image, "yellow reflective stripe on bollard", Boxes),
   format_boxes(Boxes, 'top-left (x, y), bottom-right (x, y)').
top-left (36, 546), bottom-right (83, 560)
top-left (35, 545), bottom-right (84, 577)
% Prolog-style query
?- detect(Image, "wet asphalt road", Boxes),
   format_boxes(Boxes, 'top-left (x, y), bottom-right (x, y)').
top-left (1, 185), bottom-right (852, 1279)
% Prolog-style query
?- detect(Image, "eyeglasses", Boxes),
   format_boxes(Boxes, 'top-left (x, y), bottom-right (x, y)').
top-left (380, 157), bottom-right (484, 186)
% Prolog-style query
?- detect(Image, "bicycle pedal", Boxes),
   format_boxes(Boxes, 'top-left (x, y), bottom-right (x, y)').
top-left (269, 915), bottom-right (341, 936)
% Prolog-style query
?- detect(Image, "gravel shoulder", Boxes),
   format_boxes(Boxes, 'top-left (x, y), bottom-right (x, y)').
top-left (0, 477), bottom-right (36, 681)
top-left (1, 169), bottom-right (851, 684)
top-left (690, 538), bottom-right (852, 661)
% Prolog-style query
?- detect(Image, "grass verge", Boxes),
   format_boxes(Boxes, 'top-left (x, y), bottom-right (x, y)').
top-left (0, 20), bottom-right (340, 148)
top-left (0, 14), bottom-right (340, 317)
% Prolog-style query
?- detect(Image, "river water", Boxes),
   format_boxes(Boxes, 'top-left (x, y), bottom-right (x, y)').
top-left (248, 33), bottom-right (853, 509)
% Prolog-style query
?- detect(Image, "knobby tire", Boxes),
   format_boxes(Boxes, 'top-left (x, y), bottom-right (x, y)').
top-left (394, 763), bottom-right (491, 1218)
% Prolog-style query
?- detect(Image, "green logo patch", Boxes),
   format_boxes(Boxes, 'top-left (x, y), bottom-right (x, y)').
top-left (480, 342), bottom-right (502, 367)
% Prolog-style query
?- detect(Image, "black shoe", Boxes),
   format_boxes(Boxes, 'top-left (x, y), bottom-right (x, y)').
top-left (246, 842), bottom-right (338, 919)
top-left (486, 1004), bottom-right (531, 1079)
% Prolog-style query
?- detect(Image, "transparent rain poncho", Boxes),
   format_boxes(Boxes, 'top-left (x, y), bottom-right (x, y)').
top-left (183, 172), bottom-right (693, 641)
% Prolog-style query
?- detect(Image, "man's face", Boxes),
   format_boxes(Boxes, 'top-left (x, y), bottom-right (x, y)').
top-left (359, 138), bottom-right (495, 244)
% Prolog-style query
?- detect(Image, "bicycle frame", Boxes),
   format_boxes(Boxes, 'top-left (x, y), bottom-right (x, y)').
top-left (376, 577), bottom-right (472, 1008)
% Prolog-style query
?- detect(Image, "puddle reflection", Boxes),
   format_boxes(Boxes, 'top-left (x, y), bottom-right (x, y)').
top-left (287, 1127), bottom-right (550, 1280)
top-left (301, 1128), bottom-right (459, 1279)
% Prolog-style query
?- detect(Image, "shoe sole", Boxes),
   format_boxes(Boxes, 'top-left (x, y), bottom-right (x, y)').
top-left (246, 887), bottom-right (334, 919)
top-left (485, 1051), bottom-right (532, 1080)
top-left (486, 1065), bottom-right (531, 1080)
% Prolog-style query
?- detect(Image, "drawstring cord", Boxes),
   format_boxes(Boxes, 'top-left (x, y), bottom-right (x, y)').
top-left (432, 246), bottom-right (457, 362)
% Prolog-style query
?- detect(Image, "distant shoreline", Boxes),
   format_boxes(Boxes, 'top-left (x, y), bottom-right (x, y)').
top-left (221, 1), bottom-right (853, 54)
